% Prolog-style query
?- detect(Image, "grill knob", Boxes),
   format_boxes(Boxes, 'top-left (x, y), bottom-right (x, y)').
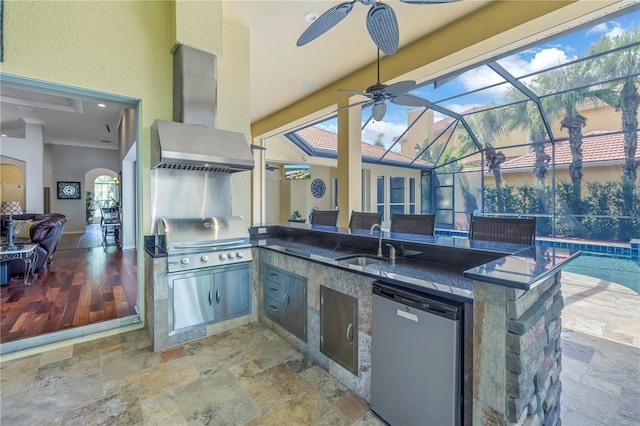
top-left (219, 253), bottom-right (227, 261)
top-left (236, 251), bottom-right (244, 259)
top-left (200, 255), bottom-right (209, 264)
top-left (227, 252), bottom-right (235, 260)
top-left (180, 257), bottom-right (190, 266)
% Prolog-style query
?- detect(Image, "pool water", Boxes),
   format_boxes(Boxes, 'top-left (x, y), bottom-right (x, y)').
top-left (562, 254), bottom-right (640, 294)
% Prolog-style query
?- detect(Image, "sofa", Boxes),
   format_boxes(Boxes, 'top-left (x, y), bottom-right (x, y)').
top-left (5, 214), bottom-right (68, 275)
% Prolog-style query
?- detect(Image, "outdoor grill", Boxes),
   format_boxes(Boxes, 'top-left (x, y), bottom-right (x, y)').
top-left (158, 216), bottom-right (253, 334)
top-left (158, 216), bottom-right (253, 273)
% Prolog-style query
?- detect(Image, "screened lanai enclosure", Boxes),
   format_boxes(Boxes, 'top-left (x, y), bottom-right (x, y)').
top-left (280, 6), bottom-right (640, 243)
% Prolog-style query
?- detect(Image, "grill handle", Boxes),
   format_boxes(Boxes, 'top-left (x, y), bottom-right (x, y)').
top-left (171, 240), bottom-right (247, 250)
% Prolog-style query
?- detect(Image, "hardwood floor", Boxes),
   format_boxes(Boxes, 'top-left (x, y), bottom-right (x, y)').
top-left (0, 244), bottom-right (138, 343)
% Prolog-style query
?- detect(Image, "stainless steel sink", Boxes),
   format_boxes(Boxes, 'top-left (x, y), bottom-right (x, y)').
top-left (336, 254), bottom-right (385, 266)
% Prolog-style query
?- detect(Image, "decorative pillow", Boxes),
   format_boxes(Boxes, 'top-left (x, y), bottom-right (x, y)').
top-left (15, 220), bottom-right (34, 239)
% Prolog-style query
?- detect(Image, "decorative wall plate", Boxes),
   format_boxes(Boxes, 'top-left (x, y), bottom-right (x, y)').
top-left (310, 178), bottom-right (326, 198)
top-left (57, 181), bottom-right (81, 199)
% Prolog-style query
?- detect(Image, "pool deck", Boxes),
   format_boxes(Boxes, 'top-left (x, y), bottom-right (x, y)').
top-left (560, 270), bottom-right (640, 425)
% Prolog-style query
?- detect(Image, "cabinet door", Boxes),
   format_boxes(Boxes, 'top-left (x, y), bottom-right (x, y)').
top-left (213, 266), bottom-right (251, 321)
top-left (320, 286), bottom-right (358, 375)
top-left (171, 271), bottom-right (215, 331)
top-left (283, 276), bottom-right (307, 341)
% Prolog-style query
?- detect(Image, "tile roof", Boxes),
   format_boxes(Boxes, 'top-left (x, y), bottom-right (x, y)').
top-left (501, 131), bottom-right (640, 170)
top-left (295, 126), bottom-right (433, 168)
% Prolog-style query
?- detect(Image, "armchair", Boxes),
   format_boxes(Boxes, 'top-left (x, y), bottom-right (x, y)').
top-left (8, 214), bottom-right (67, 275)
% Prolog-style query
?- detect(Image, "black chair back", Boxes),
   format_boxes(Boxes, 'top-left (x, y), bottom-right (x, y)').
top-left (390, 213), bottom-right (436, 235)
top-left (310, 209), bottom-right (339, 226)
top-left (469, 216), bottom-right (536, 245)
top-left (348, 211), bottom-right (383, 230)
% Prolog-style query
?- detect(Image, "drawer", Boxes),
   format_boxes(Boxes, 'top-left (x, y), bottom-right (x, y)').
top-left (264, 265), bottom-right (284, 283)
top-left (263, 295), bottom-right (284, 323)
top-left (264, 279), bottom-right (283, 300)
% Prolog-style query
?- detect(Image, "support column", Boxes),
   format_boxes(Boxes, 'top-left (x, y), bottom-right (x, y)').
top-left (337, 101), bottom-right (362, 228)
top-left (251, 137), bottom-right (266, 226)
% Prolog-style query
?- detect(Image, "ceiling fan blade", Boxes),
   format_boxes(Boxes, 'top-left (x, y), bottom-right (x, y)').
top-left (334, 99), bottom-right (372, 114)
top-left (339, 88), bottom-right (373, 97)
top-left (400, 0), bottom-right (461, 3)
top-left (297, 2), bottom-right (355, 47)
top-left (385, 80), bottom-right (417, 95)
top-left (366, 3), bottom-right (399, 56)
top-left (390, 93), bottom-right (431, 107)
top-left (372, 102), bottom-right (387, 121)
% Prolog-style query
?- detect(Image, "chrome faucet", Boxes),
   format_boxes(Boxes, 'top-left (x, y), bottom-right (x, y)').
top-left (370, 223), bottom-right (383, 257)
top-left (386, 244), bottom-right (396, 265)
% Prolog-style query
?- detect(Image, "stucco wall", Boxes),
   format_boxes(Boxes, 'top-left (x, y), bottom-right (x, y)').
top-left (2, 1), bottom-right (251, 231)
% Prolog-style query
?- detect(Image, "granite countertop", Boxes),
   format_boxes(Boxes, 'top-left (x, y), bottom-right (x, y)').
top-left (143, 222), bottom-right (580, 301)
top-left (257, 237), bottom-right (475, 302)
top-left (252, 222), bottom-right (581, 297)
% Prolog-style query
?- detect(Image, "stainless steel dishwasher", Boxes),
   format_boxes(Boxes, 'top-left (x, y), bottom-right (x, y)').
top-left (371, 281), bottom-right (463, 426)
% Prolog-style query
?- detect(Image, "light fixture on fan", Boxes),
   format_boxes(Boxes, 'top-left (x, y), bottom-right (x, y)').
top-left (337, 49), bottom-right (430, 121)
top-left (297, 0), bottom-right (461, 56)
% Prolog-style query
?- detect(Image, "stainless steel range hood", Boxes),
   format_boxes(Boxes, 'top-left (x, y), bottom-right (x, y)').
top-left (151, 44), bottom-right (254, 173)
top-left (151, 120), bottom-right (254, 172)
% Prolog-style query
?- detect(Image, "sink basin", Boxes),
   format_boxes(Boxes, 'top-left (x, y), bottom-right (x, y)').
top-left (336, 254), bottom-right (385, 266)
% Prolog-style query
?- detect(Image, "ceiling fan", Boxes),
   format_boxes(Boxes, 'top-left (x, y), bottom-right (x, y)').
top-left (297, 0), bottom-right (461, 56)
top-left (338, 50), bottom-right (430, 121)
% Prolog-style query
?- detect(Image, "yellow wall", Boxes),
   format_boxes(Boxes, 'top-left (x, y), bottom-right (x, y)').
top-left (2, 1), bottom-right (251, 231)
top-left (0, 164), bottom-right (24, 183)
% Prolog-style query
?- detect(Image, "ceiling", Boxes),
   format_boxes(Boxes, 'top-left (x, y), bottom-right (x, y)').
top-left (222, 0), bottom-right (489, 121)
top-left (0, 0), bottom-right (486, 151)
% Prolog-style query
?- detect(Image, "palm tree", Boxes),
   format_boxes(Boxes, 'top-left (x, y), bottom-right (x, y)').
top-left (535, 61), bottom-right (613, 212)
top-left (373, 131), bottom-right (386, 148)
top-left (457, 107), bottom-right (508, 211)
top-left (588, 28), bottom-right (640, 183)
top-left (588, 29), bottom-right (640, 240)
top-left (503, 89), bottom-right (553, 183)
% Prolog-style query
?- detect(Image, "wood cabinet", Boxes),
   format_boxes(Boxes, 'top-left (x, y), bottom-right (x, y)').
top-left (320, 285), bottom-right (358, 375)
top-left (263, 264), bottom-right (307, 341)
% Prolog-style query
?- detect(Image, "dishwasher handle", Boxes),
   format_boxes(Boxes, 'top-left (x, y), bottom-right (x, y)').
top-left (373, 281), bottom-right (462, 321)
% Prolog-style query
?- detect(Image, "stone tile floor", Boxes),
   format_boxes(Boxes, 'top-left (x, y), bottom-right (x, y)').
top-left (560, 271), bottom-right (640, 425)
top-left (0, 270), bottom-right (638, 425)
top-left (0, 323), bottom-right (383, 426)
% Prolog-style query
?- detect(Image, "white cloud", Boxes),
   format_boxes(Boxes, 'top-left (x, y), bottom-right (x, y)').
top-left (605, 24), bottom-right (625, 39)
top-left (440, 103), bottom-right (483, 115)
top-left (587, 23), bottom-right (609, 36)
top-left (458, 66), bottom-right (505, 93)
top-left (316, 122), bottom-right (337, 133)
top-left (361, 120), bottom-right (406, 149)
top-left (497, 48), bottom-right (570, 77)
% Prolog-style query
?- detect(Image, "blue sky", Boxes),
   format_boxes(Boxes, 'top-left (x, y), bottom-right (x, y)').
top-left (316, 7), bottom-right (639, 150)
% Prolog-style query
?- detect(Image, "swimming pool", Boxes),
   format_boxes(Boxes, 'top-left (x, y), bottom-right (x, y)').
top-left (561, 253), bottom-right (640, 294)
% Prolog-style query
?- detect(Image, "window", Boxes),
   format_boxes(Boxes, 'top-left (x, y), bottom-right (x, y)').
top-left (390, 176), bottom-right (405, 216)
top-left (94, 175), bottom-right (117, 208)
top-left (409, 178), bottom-right (416, 214)
top-left (376, 176), bottom-right (385, 216)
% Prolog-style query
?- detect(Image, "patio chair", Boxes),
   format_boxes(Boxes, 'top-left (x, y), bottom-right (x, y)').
top-left (348, 211), bottom-right (383, 230)
top-left (390, 213), bottom-right (436, 235)
top-left (100, 205), bottom-right (121, 250)
top-left (310, 209), bottom-right (339, 226)
top-left (469, 216), bottom-right (536, 245)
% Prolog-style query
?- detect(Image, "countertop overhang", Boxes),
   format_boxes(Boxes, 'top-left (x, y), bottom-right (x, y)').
top-left (249, 223), bottom-right (580, 298)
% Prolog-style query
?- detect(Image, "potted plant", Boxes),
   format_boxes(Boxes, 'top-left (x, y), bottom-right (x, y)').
top-left (290, 210), bottom-right (305, 223)
top-left (86, 191), bottom-right (96, 224)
